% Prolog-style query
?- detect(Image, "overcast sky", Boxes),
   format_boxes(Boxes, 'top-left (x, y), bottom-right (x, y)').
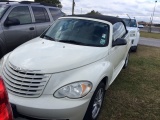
top-left (12, 0), bottom-right (160, 23)
top-left (61, 0), bottom-right (160, 23)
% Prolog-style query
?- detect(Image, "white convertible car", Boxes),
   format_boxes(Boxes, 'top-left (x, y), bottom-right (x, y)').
top-left (0, 15), bottom-right (131, 120)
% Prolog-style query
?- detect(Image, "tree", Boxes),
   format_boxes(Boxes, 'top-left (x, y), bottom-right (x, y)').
top-left (86, 10), bottom-right (102, 15)
top-left (35, 0), bottom-right (62, 8)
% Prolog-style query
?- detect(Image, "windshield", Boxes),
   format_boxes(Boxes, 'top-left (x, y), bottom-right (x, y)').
top-left (122, 18), bottom-right (137, 27)
top-left (42, 18), bottom-right (109, 47)
top-left (0, 5), bottom-right (9, 19)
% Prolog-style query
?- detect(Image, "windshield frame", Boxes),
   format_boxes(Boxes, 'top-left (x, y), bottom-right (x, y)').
top-left (121, 18), bottom-right (137, 28)
top-left (41, 17), bottom-right (111, 47)
top-left (0, 4), bottom-right (10, 20)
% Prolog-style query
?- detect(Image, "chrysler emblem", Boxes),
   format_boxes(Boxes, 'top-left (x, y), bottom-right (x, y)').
top-left (9, 62), bottom-right (40, 72)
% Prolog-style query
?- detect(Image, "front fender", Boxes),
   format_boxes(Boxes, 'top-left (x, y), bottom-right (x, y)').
top-left (43, 58), bottom-right (114, 96)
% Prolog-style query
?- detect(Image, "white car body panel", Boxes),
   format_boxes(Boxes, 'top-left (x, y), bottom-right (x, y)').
top-left (0, 16), bottom-right (131, 120)
top-left (9, 37), bottom-right (110, 73)
top-left (127, 27), bottom-right (140, 47)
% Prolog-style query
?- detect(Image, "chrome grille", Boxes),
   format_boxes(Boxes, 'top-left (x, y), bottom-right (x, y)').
top-left (2, 62), bottom-right (50, 97)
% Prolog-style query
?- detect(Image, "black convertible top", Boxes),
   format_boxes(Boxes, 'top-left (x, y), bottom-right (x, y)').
top-left (65, 14), bottom-right (124, 25)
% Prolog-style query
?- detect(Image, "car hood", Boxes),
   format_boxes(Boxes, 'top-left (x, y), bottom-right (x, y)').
top-left (8, 38), bottom-right (108, 73)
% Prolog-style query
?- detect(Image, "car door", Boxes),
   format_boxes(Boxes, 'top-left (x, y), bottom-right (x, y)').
top-left (2, 6), bottom-right (36, 52)
top-left (31, 6), bottom-right (52, 36)
top-left (109, 22), bottom-right (127, 69)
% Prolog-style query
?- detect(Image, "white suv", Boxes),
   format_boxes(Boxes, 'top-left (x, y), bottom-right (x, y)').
top-left (122, 18), bottom-right (140, 52)
top-left (0, 15), bottom-right (131, 120)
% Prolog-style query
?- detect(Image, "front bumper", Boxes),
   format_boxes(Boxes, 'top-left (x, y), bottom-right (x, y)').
top-left (9, 93), bottom-right (92, 120)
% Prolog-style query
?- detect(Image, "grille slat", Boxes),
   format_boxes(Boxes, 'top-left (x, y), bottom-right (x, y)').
top-left (3, 73), bottom-right (44, 91)
top-left (2, 62), bottom-right (50, 97)
top-left (3, 67), bottom-right (46, 85)
top-left (7, 64), bottom-right (47, 79)
top-left (6, 78), bottom-right (42, 91)
top-left (5, 82), bottom-right (42, 94)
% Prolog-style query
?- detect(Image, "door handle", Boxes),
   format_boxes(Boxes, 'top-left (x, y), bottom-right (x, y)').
top-left (29, 27), bottom-right (34, 30)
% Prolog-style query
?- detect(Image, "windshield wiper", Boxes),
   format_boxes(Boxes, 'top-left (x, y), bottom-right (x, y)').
top-left (59, 40), bottom-right (87, 46)
top-left (42, 35), bottom-right (55, 41)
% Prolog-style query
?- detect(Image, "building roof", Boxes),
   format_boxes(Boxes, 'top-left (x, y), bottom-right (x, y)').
top-left (66, 14), bottom-right (124, 24)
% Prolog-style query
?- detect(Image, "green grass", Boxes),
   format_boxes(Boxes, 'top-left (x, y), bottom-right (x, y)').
top-left (98, 45), bottom-right (160, 120)
top-left (140, 31), bottom-right (160, 39)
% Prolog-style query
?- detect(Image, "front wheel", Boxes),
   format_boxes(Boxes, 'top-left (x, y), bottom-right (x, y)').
top-left (0, 43), bottom-right (6, 59)
top-left (83, 82), bottom-right (105, 120)
top-left (0, 48), bottom-right (3, 59)
top-left (131, 46), bottom-right (137, 52)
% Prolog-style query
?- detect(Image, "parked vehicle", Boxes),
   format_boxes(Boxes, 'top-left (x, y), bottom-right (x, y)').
top-left (0, 77), bottom-right (13, 120)
top-left (138, 24), bottom-right (144, 28)
top-left (121, 18), bottom-right (140, 52)
top-left (0, 15), bottom-right (131, 120)
top-left (0, 1), bottom-right (64, 58)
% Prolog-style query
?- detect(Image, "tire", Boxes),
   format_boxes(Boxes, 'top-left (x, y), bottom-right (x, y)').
top-left (123, 53), bottom-right (129, 69)
top-left (0, 42), bottom-right (7, 59)
top-left (131, 46), bottom-right (137, 52)
top-left (83, 82), bottom-right (105, 120)
top-left (0, 48), bottom-right (3, 59)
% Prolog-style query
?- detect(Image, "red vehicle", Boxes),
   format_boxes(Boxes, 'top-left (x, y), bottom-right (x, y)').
top-left (0, 77), bottom-right (13, 120)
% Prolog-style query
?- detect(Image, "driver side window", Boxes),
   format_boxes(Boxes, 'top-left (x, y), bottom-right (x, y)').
top-left (7, 6), bottom-right (32, 25)
top-left (113, 22), bottom-right (126, 41)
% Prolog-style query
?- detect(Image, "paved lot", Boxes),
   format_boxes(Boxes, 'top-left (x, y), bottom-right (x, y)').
top-left (140, 26), bottom-right (160, 33)
top-left (139, 37), bottom-right (160, 47)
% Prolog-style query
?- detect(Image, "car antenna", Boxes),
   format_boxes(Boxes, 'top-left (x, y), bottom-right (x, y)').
top-left (126, 14), bottom-right (132, 26)
top-left (126, 14), bottom-right (131, 20)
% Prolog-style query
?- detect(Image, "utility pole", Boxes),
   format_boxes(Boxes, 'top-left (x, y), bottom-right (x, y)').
top-left (149, 0), bottom-right (157, 32)
top-left (72, 0), bottom-right (75, 15)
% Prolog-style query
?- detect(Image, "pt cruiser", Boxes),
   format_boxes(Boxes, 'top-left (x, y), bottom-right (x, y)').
top-left (0, 15), bottom-right (131, 120)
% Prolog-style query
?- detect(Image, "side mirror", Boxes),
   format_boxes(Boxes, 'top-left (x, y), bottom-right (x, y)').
top-left (4, 18), bottom-right (20, 27)
top-left (112, 38), bottom-right (127, 47)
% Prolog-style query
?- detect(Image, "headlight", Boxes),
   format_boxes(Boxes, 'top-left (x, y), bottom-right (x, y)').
top-left (130, 31), bottom-right (136, 37)
top-left (54, 81), bottom-right (92, 99)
